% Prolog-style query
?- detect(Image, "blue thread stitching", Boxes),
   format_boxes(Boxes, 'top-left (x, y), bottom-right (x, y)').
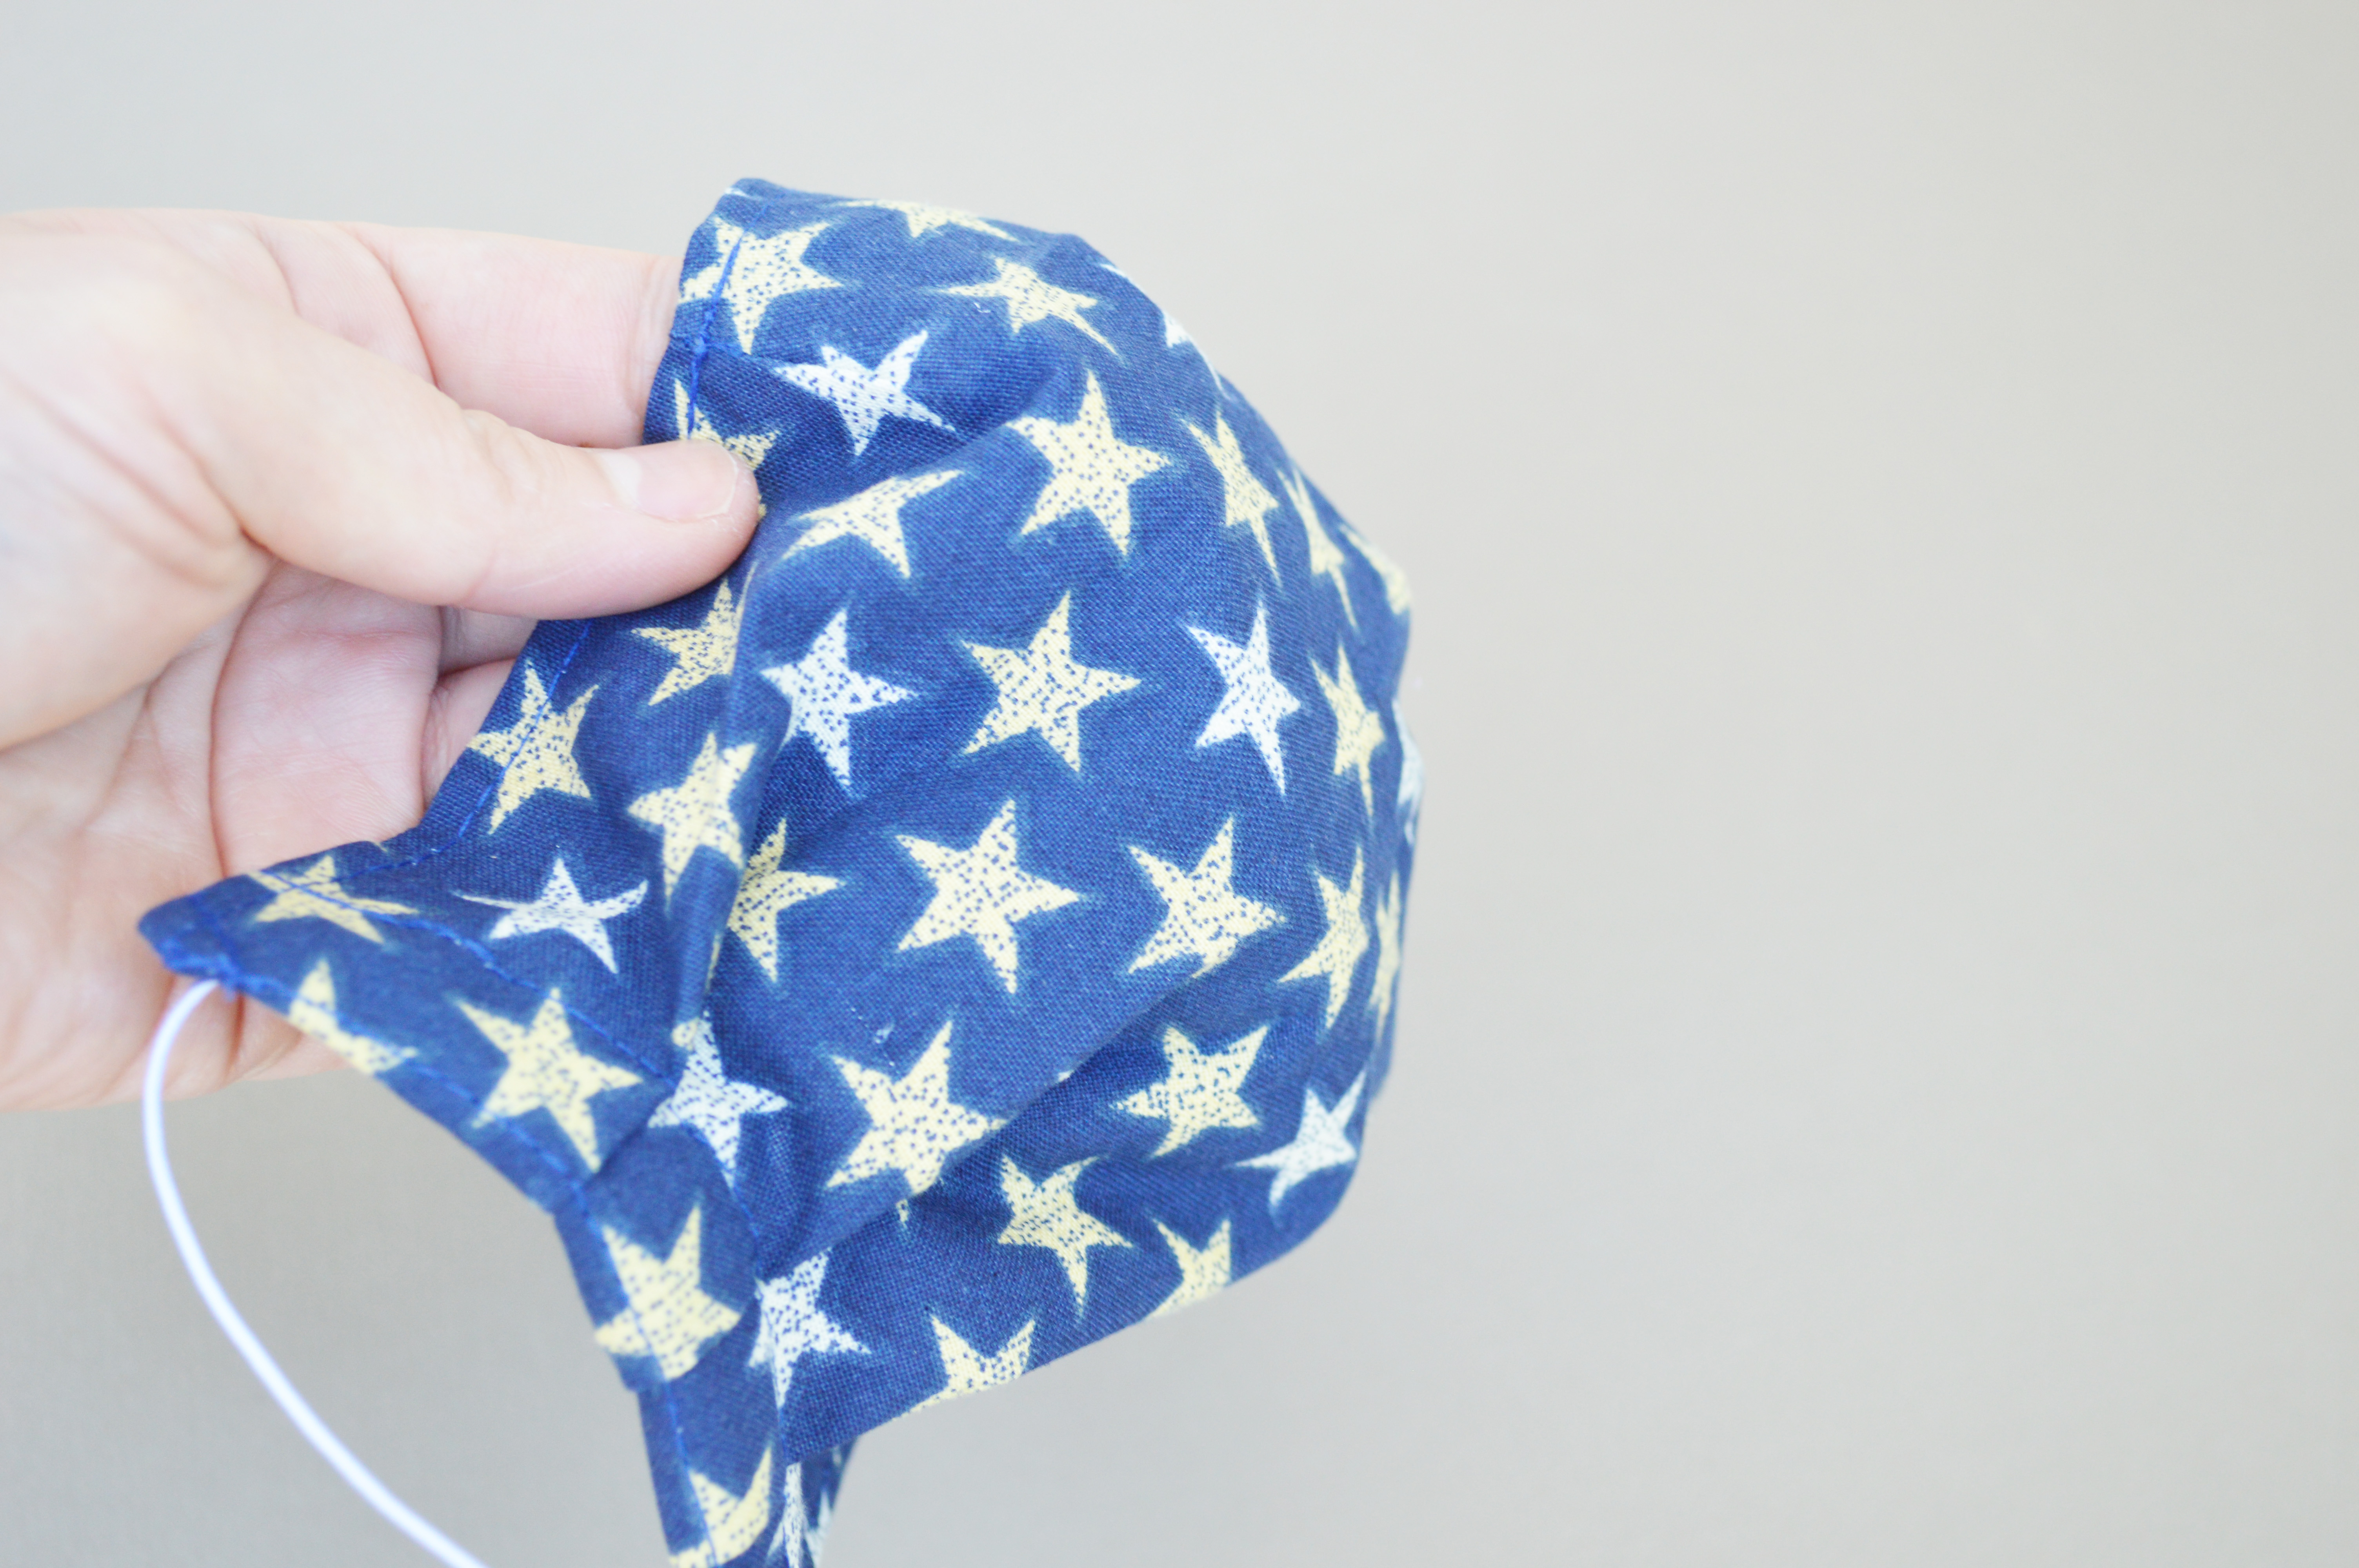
top-left (373, 618), bottom-right (595, 877)
top-left (189, 207), bottom-right (782, 1557)
top-left (194, 884), bottom-right (742, 1555)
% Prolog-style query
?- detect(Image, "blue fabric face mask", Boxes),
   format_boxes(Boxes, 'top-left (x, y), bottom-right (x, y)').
top-left (141, 179), bottom-right (1418, 1567)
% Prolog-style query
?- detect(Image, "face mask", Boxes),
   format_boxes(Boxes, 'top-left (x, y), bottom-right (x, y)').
top-left (140, 178), bottom-right (1418, 1568)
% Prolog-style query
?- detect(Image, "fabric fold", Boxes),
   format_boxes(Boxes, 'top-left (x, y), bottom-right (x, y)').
top-left (143, 179), bottom-right (1416, 1567)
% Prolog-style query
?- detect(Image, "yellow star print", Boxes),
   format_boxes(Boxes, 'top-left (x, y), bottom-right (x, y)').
top-left (841, 198), bottom-right (1015, 241)
top-left (938, 257), bottom-right (1116, 353)
top-left (1279, 849), bottom-right (1370, 1029)
top-left (1150, 1219), bottom-right (1233, 1318)
top-left (785, 470), bottom-right (963, 578)
top-left (636, 579), bottom-right (745, 706)
top-left (1281, 467), bottom-right (1354, 625)
top-left (896, 799), bottom-right (1081, 992)
top-left (962, 592), bottom-right (1140, 771)
top-left (466, 663), bottom-right (598, 832)
top-left (678, 218), bottom-right (841, 354)
top-left (728, 821), bottom-right (842, 983)
top-left (250, 853), bottom-right (416, 944)
top-left (672, 378), bottom-right (779, 470)
top-left (1369, 873), bottom-right (1405, 1034)
top-left (283, 961), bottom-right (413, 1075)
top-left (1126, 818), bottom-right (1284, 976)
top-left (1312, 644), bottom-right (1387, 816)
top-left (1007, 372), bottom-right (1170, 555)
top-left (627, 731), bottom-right (757, 897)
top-left (592, 1201), bottom-right (743, 1381)
top-left (461, 987), bottom-right (643, 1169)
top-left (827, 1020), bottom-right (1003, 1195)
top-left (1184, 412), bottom-right (1282, 580)
top-left (995, 1156), bottom-right (1131, 1309)
top-left (912, 1315), bottom-right (1035, 1412)
top-left (669, 1446), bottom-right (773, 1568)
top-left (1118, 1024), bottom-right (1266, 1156)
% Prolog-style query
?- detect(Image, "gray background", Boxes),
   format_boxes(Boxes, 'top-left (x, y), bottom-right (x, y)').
top-left (3, 1), bottom-right (2355, 1563)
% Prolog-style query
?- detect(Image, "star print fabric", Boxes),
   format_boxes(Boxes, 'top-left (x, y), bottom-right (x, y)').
top-left (140, 180), bottom-right (1418, 1567)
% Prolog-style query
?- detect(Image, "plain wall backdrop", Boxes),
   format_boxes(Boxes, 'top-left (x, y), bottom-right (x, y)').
top-left (4, 2), bottom-right (2357, 1563)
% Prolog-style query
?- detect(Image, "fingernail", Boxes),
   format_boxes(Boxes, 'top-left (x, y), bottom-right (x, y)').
top-left (598, 441), bottom-right (747, 524)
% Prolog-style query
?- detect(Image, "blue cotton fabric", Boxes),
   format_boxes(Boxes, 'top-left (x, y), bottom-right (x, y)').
top-left (142, 180), bottom-right (1417, 1567)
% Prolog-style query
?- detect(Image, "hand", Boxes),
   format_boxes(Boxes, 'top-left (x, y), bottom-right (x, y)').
top-left (0, 208), bottom-right (759, 1111)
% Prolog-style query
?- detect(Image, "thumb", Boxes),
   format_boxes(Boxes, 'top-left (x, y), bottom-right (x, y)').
top-left (178, 258), bottom-right (759, 619)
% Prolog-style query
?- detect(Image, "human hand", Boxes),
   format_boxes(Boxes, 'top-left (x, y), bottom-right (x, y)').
top-left (0, 208), bottom-right (759, 1111)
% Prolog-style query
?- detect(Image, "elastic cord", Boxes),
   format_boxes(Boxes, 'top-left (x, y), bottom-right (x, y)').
top-left (142, 979), bottom-right (492, 1568)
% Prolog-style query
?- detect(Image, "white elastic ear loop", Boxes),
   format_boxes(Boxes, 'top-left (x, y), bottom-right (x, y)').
top-left (142, 979), bottom-right (492, 1568)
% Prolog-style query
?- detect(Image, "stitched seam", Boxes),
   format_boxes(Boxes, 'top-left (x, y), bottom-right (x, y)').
top-left (255, 903), bottom-right (667, 1077)
top-left (613, 239), bottom-right (740, 1556)
top-left (196, 225), bottom-right (752, 1557)
top-left (193, 880), bottom-right (739, 1555)
top-left (191, 210), bottom-right (825, 1555)
top-left (378, 618), bottom-right (595, 872)
top-left (682, 232), bottom-right (738, 449)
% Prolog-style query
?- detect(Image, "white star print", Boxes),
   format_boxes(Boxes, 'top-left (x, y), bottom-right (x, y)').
top-left (748, 1251), bottom-right (867, 1412)
top-left (1187, 605), bottom-right (1301, 792)
top-left (1007, 372), bottom-right (1170, 555)
top-left (772, 1462), bottom-right (812, 1568)
top-left (1395, 700), bottom-right (1424, 844)
top-left (962, 592), bottom-right (1140, 771)
top-left (1184, 412), bottom-right (1282, 579)
top-left (201, 185), bottom-right (1424, 1527)
top-left (1238, 1072), bottom-right (1365, 1211)
top-left (1281, 466), bottom-right (1354, 625)
top-left (1118, 1024), bottom-right (1265, 1155)
top-left (895, 799), bottom-right (1081, 993)
top-left (678, 218), bottom-right (841, 354)
top-left (1313, 644), bottom-right (1387, 817)
top-left (1126, 818), bottom-right (1283, 976)
top-left (1341, 517), bottom-right (1414, 615)
top-left (649, 1016), bottom-right (787, 1185)
top-left (838, 198), bottom-right (1016, 240)
top-left (827, 1020), bottom-right (1003, 1195)
top-left (460, 858), bottom-right (646, 971)
top-left (938, 257), bottom-right (1116, 353)
top-left (783, 469), bottom-right (963, 578)
top-left (770, 332), bottom-right (954, 457)
top-left (806, 1485), bottom-right (834, 1567)
top-left (774, 1455), bottom-right (845, 1566)
top-left (995, 1156), bottom-right (1131, 1310)
top-left (1097, 258), bottom-right (1192, 347)
top-left (1369, 874), bottom-right (1405, 1035)
top-left (763, 608), bottom-right (916, 791)
top-left (1150, 1218), bottom-right (1233, 1317)
top-left (1279, 848), bottom-right (1370, 1028)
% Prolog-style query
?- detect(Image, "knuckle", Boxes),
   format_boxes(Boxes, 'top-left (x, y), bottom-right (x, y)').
top-left (0, 234), bottom-right (256, 597)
